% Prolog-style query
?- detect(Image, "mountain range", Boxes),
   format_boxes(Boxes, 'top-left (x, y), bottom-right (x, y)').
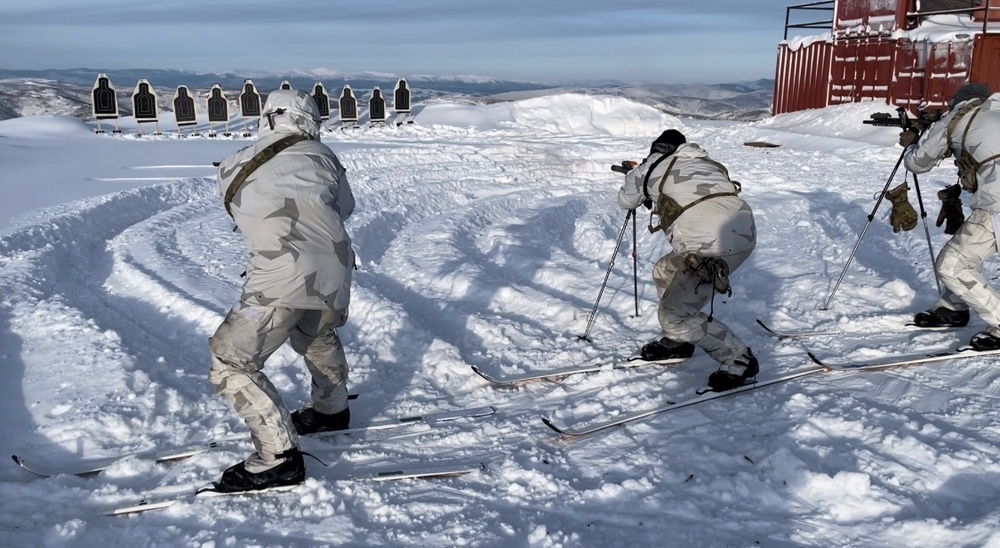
top-left (0, 68), bottom-right (775, 123)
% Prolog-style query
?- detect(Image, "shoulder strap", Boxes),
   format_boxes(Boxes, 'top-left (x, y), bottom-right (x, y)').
top-left (654, 157), bottom-right (681, 198)
top-left (641, 153), bottom-right (673, 203)
top-left (224, 134), bottom-right (309, 219)
top-left (646, 156), bottom-right (740, 234)
top-left (947, 99), bottom-right (1000, 182)
top-left (946, 99), bottom-right (985, 151)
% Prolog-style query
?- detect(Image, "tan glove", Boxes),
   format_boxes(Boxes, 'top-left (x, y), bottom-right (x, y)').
top-left (898, 129), bottom-right (919, 148)
top-left (886, 183), bottom-right (918, 232)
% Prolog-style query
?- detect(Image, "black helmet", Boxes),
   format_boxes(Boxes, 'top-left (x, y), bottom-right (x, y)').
top-left (650, 129), bottom-right (686, 155)
top-left (949, 83), bottom-right (991, 110)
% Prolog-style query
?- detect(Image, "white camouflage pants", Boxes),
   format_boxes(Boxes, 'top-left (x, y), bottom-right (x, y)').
top-left (652, 246), bottom-right (755, 366)
top-left (931, 208), bottom-right (1000, 332)
top-left (209, 303), bottom-right (350, 465)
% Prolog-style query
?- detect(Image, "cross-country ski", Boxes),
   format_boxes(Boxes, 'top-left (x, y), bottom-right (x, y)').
top-left (106, 459), bottom-right (491, 516)
top-left (12, 405), bottom-right (496, 477)
top-left (542, 366), bottom-right (826, 437)
top-left (808, 347), bottom-right (1000, 371)
top-left (470, 357), bottom-right (686, 386)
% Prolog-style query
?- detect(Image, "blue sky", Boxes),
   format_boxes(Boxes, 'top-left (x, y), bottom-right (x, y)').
top-left (1, 0), bottom-right (809, 84)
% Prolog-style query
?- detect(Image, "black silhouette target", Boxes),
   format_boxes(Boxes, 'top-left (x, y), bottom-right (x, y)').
top-left (207, 85), bottom-right (229, 123)
top-left (339, 86), bottom-right (358, 122)
top-left (369, 87), bottom-right (386, 122)
top-left (92, 75), bottom-right (119, 119)
top-left (240, 81), bottom-right (261, 118)
top-left (132, 81), bottom-right (158, 122)
top-left (173, 86), bottom-right (197, 126)
top-left (394, 79), bottom-right (411, 113)
top-left (312, 83), bottom-right (330, 120)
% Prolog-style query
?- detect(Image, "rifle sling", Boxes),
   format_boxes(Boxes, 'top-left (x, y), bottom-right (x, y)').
top-left (224, 134), bottom-right (309, 218)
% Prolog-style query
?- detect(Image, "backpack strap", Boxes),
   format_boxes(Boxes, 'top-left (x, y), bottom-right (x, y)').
top-left (946, 99), bottom-right (1000, 193)
top-left (653, 157), bottom-right (681, 197)
top-left (647, 157), bottom-right (740, 233)
top-left (641, 153), bottom-right (674, 203)
top-left (946, 98), bottom-right (985, 149)
top-left (224, 134), bottom-right (309, 218)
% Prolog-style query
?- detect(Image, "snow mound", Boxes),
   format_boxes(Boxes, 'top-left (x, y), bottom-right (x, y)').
top-left (509, 93), bottom-right (678, 136)
top-left (756, 102), bottom-right (902, 144)
top-left (0, 115), bottom-right (95, 139)
top-left (419, 93), bottom-right (679, 137)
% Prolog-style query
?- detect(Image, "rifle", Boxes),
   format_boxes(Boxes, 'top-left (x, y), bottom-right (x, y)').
top-left (863, 107), bottom-right (942, 133)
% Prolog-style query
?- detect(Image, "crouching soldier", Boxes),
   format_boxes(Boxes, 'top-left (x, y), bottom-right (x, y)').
top-left (618, 129), bottom-right (758, 391)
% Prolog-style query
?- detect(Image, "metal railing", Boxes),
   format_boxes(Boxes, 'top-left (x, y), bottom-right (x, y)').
top-left (907, 0), bottom-right (999, 34)
top-left (784, 0), bottom-right (835, 40)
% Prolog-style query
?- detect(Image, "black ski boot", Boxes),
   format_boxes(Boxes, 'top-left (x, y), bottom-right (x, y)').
top-left (913, 307), bottom-right (969, 328)
top-left (291, 407), bottom-right (351, 435)
top-left (213, 448), bottom-right (305, 493)
top-left (640, 337), bottom-right (695, 361)
top-left (707, 349), bottom-right (759, 392)
top-left (970, 330), bottom-right (1000, 352)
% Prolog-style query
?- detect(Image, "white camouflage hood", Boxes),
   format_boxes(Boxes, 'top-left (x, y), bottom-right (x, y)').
top-left (258, 89), bottom-right (322, 143)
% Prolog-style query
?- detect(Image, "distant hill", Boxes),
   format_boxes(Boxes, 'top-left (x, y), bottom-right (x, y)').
top-left (0, 69), bottom-right (774, 123)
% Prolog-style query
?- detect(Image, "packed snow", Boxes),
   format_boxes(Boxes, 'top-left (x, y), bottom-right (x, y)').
top-left (2, 92), bottom-right (1000, 548)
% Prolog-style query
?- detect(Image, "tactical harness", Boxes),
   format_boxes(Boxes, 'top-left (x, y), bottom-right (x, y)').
top-left (946, 99), bottom-right (1000, 193)
top-left (642, 156), bottom-right (741, 235)
top-left (224, 134), bottom-right (310, 219)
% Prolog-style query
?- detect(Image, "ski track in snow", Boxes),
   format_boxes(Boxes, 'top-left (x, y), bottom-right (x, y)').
top-left (2, 100), bottom-right (1000, 546)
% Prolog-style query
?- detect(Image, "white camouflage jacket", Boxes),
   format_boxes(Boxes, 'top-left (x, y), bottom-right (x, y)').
top-left (216, 89), bottom-right (355, 312)
top-left (618, 143), bottom-right (756, 256)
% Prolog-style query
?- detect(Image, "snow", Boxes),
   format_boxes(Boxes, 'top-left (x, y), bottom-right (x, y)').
top-left (903, 14), bottom-right (1000, 43)
top-left (3, 92), bottom-right (1000, 547)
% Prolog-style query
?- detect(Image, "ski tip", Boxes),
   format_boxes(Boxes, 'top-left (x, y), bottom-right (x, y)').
top-left (11, 455), bottom-right (31, 472)
top-left (540, 417), bottom-right (565, 434)
top-left (10, 455), bottom-right (48, 477)
top-left (468, 365), bottom-right (495, 382)
top-left (754, 319), bottom-right (785, 338)
top-left (469, 367), bottom-right (513, 386)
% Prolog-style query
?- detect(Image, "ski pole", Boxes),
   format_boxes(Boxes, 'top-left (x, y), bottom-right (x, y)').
top-left (895, 109), bottom-right (944, 296)
top-left (823, 147), bottom-right (907, 310)
top-left (908, 173), bottom-right (943, 295)
top-left (579, 209), bottom-right (634, 341)
top-left (632, 210), bottom-right (639, 317)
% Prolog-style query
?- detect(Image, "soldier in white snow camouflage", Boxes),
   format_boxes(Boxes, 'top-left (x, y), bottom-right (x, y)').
top-left (901, 83), bottom-right (1000, 352)
top-left (618, 129), bottom-right (758, 392)
top-left (209, 89), bottom-right (355, 492)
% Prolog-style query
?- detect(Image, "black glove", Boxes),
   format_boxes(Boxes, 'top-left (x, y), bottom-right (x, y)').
top-left (885, 183), bottom-right (918, 233)
top-left (937, 183), bottom-right (965, 235)
top-left (898, 129), bottom-right (919, 148)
